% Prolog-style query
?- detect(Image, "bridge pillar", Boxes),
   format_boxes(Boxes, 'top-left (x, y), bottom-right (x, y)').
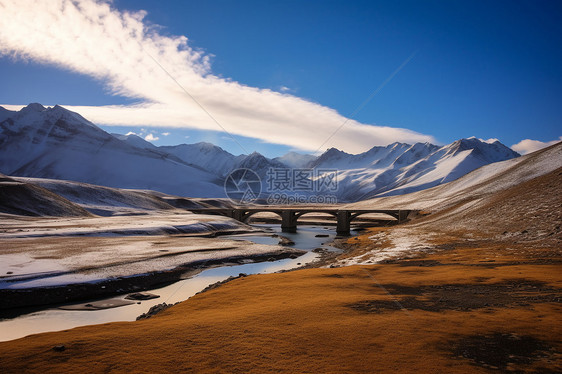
top-left (398, 210), bottom-right (409, 223)
top-left (232, 209), bottom-right (245, 222)
top-left (336, 211), bottom-right (351, 236)
top-left (281, 210), bottom-right (297, 233)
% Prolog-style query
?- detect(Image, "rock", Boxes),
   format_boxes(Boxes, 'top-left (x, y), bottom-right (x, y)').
top-left (52, 345), bottom-right (65, 352)
top-left (125, 292), bottom-right (160, 301)
top-left (315, 234), bottom-right (329, 238)
top-left (136, 302), bottom-right (177, 320)
top-left (59, 299), bottom-right (135, 311)
top-left (278, 236), bottom-right (295, 246)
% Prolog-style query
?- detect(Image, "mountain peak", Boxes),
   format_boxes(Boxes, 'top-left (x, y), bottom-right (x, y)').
top-left (193, 141), bottom-right (216, 149)
top-left (21, 103), bottom-right (46, 113)
top-left (247, 151), bottom-right (265, 159)
top-left (50, 104), bottom-right (67, 113)
top-left (323, 147), bottom-right (347, 157)
top-left (446, 137), bottom-right (520, 162)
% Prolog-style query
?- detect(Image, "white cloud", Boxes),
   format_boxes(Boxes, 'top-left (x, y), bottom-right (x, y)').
top-left (511, 136), bottom-right (562, 155)
top-left (279, 86), bottom-right (291, 93)
top-left (125, 131), bottom-right (138, 136)
top-left (162, 132), bottom-right (170, 136)
top-left (0, 0), bottom-right (436, 153)
top-left (144, 133), bottom-right (159, 142)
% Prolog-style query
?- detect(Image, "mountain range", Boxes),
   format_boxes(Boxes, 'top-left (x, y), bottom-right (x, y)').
top-left (0, 104), bottom-right (521, 202)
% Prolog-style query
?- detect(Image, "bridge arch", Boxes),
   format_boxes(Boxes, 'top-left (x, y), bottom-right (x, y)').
top-left (349, 211), bottom-right (399, 222)
top-left (240, 210), bottom-right (284, 223)
top-left (294, 210), bottom-right (338, 220)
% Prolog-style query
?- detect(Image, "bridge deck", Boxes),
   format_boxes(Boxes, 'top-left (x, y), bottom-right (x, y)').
top-left (190, 207), bottom-right (417, 235)
top-left (189, 207), bottom-right (404, 213)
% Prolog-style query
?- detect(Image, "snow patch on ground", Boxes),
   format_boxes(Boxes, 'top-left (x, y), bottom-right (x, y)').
top-left (0, 213), bottom-right (250, 238)
top-left (334, 229), bottom-right (436, 266)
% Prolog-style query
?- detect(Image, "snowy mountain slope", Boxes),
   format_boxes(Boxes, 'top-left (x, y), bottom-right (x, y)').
top-left (12, 177), bottom-right (233, 216)
top-left (235, 151), bottom-right (287, 179)
top-left (0, 173), bottom-right (91, 217)
top-left (159, 137), bottom-right (519, 202)
top-left (345, 140), bottom-right (562, 211)
top-left (109, 127), bottom-right (521, 202)
top-left (160, 142), bottom-right (241, 177)
top-left (161, 143), bottom-right (286, 178)
top-left (13, 177), bottom-right (176, 216)
top-left (0, 103), bottom-right (523, 202)
top-left (112, 133), bottom-right (157, 150)
top-left (317, 138), bottom-right (519, 201)
top-left (0, 104), bottom-right (224, 198)
top-left (0, 107), bottom-right (15, 122)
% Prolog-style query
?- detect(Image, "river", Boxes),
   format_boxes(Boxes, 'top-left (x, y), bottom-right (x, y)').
top-left (0, 224), bottom-right (351, 342)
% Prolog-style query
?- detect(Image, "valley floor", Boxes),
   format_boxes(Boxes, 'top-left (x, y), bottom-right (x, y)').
top-left (0, 223), bottom-right (560, 373)
top-left (0, 213), bottom-right (305, 309)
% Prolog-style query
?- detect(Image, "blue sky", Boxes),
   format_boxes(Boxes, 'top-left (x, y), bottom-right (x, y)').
top-left (0, 0), bottom-right (560, 156)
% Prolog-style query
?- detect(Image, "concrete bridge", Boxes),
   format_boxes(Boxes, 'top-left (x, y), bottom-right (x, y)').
top-left (190, 207), bottom-right (416, 235)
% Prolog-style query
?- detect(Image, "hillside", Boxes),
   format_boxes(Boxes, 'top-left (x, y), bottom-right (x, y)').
top-left (0, 174), bottom-right (91, 217)
top-left (9, 177), bottom-right (236, 216)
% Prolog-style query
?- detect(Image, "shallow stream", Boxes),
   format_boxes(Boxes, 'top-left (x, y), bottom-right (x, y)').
top-left (0, 224), bottom-right (351, 342)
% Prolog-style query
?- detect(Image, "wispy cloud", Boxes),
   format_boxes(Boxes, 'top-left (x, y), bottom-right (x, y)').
top-left (162, 132), bottom-right (170, 136)
top-left (511, 136), bottom-right (562, 155)
top-left (0, 0), bottom-right (436, 153)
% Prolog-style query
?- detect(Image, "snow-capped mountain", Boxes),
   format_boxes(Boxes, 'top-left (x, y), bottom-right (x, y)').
top-left (0, 104), bottom-right (522, 202)
top-left (160, 142), bottom-right (242, 177)
top-left (315, 138), bottom-right (519, 201)
top-left (0, 104), bottom-right (224, 197)
top-left (235, 151), bottom-right (287, 179)
top-left (161, 144), bottom-right (285, 179)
